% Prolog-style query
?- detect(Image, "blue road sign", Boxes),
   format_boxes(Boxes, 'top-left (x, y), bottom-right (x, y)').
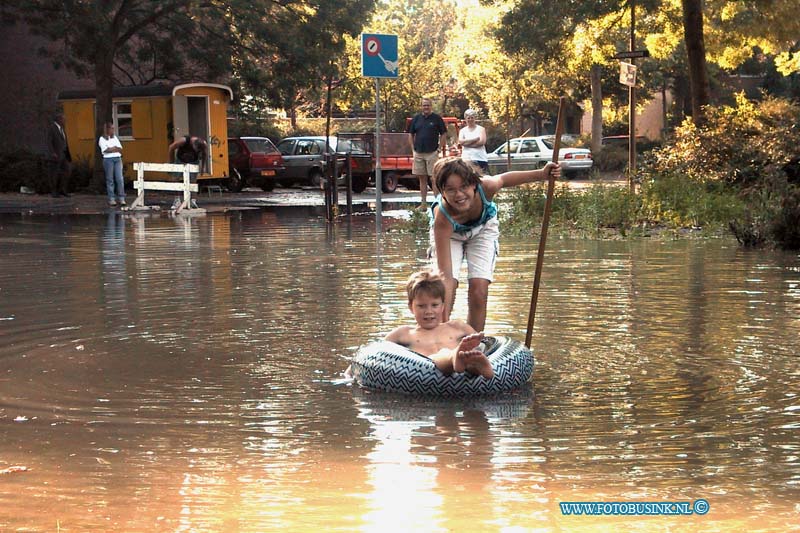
top-left (361, 33), bottom-right (399, 78)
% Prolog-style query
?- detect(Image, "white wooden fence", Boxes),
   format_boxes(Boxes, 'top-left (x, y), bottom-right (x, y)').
top-left (130, 162), bottom-right (204, 214)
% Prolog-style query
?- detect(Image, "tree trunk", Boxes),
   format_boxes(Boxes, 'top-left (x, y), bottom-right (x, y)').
top-left (93, 49), bottom-right (115, 192)
top-left (590, 63), bottom-right (603, 153)
top-left (681, 0), bottom-right (711, 125)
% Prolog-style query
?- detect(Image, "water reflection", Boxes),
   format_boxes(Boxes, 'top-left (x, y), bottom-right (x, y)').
top-left (353, 388), bottom-right (534, 531)
top-left (0, 210), bottom-right (798, 531)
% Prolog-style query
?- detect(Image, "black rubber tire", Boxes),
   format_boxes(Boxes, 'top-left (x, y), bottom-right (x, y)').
top-left (352, 175), bottom-right (368, 193)
top-left (309, 169), bottom-right (323, 188)
top-left (227, 168), bottom-right (244, 192)
top-left (382, 172), bottom-right (398, 193)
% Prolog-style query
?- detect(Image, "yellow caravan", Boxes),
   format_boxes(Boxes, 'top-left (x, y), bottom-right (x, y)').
top-left (58, 83), bottom-right (232, 184)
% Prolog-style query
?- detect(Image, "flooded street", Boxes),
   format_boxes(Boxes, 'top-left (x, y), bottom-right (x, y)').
top-left (1, 208), bottom-right (798, 531)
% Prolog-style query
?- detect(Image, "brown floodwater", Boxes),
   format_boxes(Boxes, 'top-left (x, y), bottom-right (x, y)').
top-left (0, 208), bottom-right (798, 532)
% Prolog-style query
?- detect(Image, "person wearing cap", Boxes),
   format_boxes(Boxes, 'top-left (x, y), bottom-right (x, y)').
top-left (458, 109), bottom-right (489, 173)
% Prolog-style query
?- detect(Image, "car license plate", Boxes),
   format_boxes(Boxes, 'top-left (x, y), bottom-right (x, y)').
top-left (260, 170), bottom-right (276, 176)
top-left (574, 154), bottom-right (586, 159)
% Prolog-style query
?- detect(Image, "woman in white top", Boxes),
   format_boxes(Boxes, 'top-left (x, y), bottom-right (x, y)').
top-left (458, 109), bottom-right (489, 173)
top-left (98, 122), bottom-right (125, 206)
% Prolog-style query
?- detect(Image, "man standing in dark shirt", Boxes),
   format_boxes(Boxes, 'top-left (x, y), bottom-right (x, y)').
top-left (407, 97), bottom-right (446, 209)
top-left (46, 112), bottom-right (72, 197)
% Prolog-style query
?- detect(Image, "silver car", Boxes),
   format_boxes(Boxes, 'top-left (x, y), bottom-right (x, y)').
top-left (487, 135), bottom-right (593, 178)
top-left (276, 136), bottom-right (340, 187)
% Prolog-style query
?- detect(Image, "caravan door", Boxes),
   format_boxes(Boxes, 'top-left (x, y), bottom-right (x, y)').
top-left (172, 95), bottom-right (211, 175)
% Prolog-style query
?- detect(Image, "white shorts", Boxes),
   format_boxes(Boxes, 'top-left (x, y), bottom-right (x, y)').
top-left (413, 151), bottom-right (439, 176)
top-left (429, 216), bottom-right (499, 281)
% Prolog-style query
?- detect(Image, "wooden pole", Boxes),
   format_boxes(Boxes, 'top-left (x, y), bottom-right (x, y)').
top-left (628, 0), bottom-right (637, 192)
top-left (525, 96), bottom-right (567, 348)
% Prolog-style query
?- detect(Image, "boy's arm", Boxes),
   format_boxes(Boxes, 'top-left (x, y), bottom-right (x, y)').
top-left (432, 213), bottom-right (457, 322)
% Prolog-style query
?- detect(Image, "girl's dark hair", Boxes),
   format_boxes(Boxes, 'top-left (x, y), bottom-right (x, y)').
top-left (433, 157), bottom-right (482, 192)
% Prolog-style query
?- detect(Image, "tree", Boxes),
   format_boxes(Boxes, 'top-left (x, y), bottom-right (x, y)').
top-left (337, 0), bottom-right (459, 131)
top-left (494, 0), bottom-right (640, 144)
top-left (9, 0), bottom-right (375, 185)
top-left (681, 0), bottom-right (711, 124)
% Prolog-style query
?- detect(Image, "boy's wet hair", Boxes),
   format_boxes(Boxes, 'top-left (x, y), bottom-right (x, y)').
top-left (433, 156), bottom-right (482, 192)
top-left (406, 269), bottom-right (446, 303)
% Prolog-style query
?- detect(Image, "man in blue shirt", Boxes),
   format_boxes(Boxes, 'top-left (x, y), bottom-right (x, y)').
top-left (407, 98), bottom-right (446, 209)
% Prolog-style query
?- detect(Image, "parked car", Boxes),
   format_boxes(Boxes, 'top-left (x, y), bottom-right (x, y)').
top-left (275, 135), bottom-right (371, 190)
top-left (227, 137), bottom-right (285, 192)
top-left (275, 136), bottom-right (339, 188)
top-left (487, 135), bottom-right (593, 178)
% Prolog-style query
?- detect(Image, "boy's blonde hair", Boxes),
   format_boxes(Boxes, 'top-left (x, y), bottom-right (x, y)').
top-left (433, 156), bottom-right (482, 193)
top-left (406, 269), bottom-right (446, 304)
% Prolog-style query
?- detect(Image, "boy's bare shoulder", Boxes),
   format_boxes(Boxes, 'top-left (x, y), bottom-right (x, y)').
top-left (385, 325), bottom-right (414, 343)
top-left (443, 319), bottom-right (477, 335)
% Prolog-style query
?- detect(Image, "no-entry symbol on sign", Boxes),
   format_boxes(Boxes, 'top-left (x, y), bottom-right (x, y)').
top-left (361, 33), bottom-right (398, 78)
top-left (365, 36), bottom-right (381, 56)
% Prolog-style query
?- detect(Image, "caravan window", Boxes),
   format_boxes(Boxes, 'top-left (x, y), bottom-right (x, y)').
top-left (114, 102), bottom-right (133, 139)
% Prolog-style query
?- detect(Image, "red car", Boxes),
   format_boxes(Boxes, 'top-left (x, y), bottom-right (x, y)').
top-left (227, 137), bottom-right (286, 192)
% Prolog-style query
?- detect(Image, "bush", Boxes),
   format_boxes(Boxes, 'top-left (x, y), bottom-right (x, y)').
top-left (498, 174), bottom-right (744, 237)
top-left (639, 174), bottom-right (744, 229)
top-left (575, 184), bottom-right (640, 230)
top-left (646, 93), bottom-right (800, 188)
top-left (499, 182), bottom-right (641, 236)
top-left (641, 94), bottom-right (800, 249)
top-left (0, 150), bottom-right (48, 193)
top-left (771, 187), bottom-right (800, 249)
top-left (68, 156), bottom-right (94, 192)
top-left (593, 146), bottom-right (628, 172)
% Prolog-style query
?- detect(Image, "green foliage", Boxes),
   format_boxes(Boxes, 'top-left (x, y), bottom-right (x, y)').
top-left (646, 94), bottom-right (800, 187)
top-left (67, 156), bottom-right (94, 192)
top-left (728, 173), bottom-right (800, 250)
top-left (12, 1), bottom-right (376, 133)
top-left (0, 150), bottom-right (47, 193)
top-left (390, 205), bottom-right (431, 235)
top-left (771, 187), bottom-right (800, 250)
top-left (593, 146), bottom-right (628, 172)
top-left (499, 183), bottom-right (641, 237)
top-left (638, 174), bottom-right (744, 229)
top-left (639, 93), bottom-right (800, 249)
top-left (576, 183), bottom-right (641, 230)
top-left (227, 121), bottom-right (285, 143)
top-left (498, 174), bottom-right (743, 237)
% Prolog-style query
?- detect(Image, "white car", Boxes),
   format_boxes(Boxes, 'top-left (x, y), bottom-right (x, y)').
top-left (487, 135), bottom-right (593, 178)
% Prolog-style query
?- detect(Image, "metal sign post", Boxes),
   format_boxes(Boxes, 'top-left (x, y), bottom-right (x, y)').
top-left (361, 33), bottom-right (398, 231)
top-left (375, 78), bottom-right (382, 228)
